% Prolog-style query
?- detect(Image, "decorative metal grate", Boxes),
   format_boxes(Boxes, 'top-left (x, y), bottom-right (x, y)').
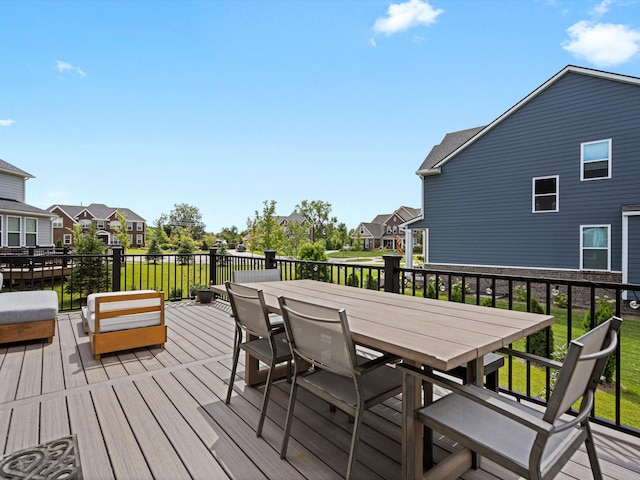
top-left (0, 435), bottom-right (82, 479)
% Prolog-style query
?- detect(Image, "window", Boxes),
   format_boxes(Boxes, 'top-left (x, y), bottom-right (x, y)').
top-left (581, 225), bottom-right (610, 271)
top-left (126, 222), bottom-right (133, 231)
top-left (137, 222), bottom-right (143, 231)
top-left (136, 234), bottom-right (143, 244)
top-left (387, 226), bottom-right (391, 234)
top-left (110, 220), bottom-right (121, 229)
top-left (127, 234), bottom-right (133, 243)
top-left (0, 217), bottom-right (3, 246)
top-left (581, 139), bottom-right (611, 180)
top-left (8, 217), bottom-right (21, 246)
top-left (533, 176), bottom-right (559, 212)
top-left (393, 226), bottom-right (397, 234)
top-left (25, 218), bottom-right (37, 247)
top-left (97, 221), bottom-right (105, 229)
top-left (79, 219), bottom-right (91, 228)
top-left (111, 235), bottom-right (121, 245)
top-left (63, 234), bottom-right (72, 245)
top-left (53, 217), bottom-right (63, 228)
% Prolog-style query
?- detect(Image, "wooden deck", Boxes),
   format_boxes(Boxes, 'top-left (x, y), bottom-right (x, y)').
top-left (1, 300), bottom-right (639, 479)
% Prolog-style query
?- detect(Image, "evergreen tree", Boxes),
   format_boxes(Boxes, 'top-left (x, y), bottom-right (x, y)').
top-left (66, 223), bottom-right (110, 298)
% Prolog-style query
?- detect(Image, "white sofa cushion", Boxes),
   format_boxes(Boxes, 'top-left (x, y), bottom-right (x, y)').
top-left (0, 290), bottom-right (58, 325)
top-left (83, 290), bottom-right (162, 333)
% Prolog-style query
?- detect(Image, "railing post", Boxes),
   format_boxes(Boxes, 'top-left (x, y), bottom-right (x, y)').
top-left (209, 247), bottom-right (218, 286)
top-left (112, 246), bottom-right (123, 292)
top-left (383, 254), bottom-right (402, 293)
top-left (264, 250), bottom-right (277, 269)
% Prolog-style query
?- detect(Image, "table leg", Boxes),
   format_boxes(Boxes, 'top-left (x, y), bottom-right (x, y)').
top-left (402, 360), bottom-right (423, 480)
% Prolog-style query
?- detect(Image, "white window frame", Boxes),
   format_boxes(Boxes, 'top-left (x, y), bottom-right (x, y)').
top-left (136, 234), bottom-right (143, 244)
top-left (110, 220), bottom-right (121, 230)
top-left (79, 219), bottom-right (91, 229)
top-left (581, 139), bottom-right (611, 181)
top-left (580, 224), bottom-right (611, 271)
top-left (126, 222), bottom-right (133, 231)
top-left (97, 221), bottom-right (105, 229)
top-left (111, 234), bottom-right (121, 245)
top-left (25, 218), bottom-right (37, 247)
top-left (7, 216), bottom-right (21, 247)
top-left (52, 217), bottom-right (63, 228)
top-left (137, 222), bottom-right (143, 231)
top-left (532, 175), bottom-right (559, 213)
top-left (63, 234), bottom-right (72, 245)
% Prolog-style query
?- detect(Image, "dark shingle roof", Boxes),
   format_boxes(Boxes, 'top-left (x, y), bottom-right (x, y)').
top-left (0, 198), bottom-right (55, 217)
top-left (417, 126), bottom-right (485, 172)
top-left (0, 159), bottom-right (33, 178)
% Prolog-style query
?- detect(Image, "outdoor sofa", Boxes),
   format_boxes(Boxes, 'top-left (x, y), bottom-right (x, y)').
top-left (0, 272), bottom-right (58, 344)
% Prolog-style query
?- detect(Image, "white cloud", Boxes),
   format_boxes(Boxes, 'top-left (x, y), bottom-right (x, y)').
top-left (56, 60), bottom-right (86, 77)
top-left (373, 0), bottom-right (443, 36)
top-left (591, 0), bottom-right (612, 17)
top-left (563, 20), bottom-right (640, 67)
top-left (0, 119), bottom-right (15, 127)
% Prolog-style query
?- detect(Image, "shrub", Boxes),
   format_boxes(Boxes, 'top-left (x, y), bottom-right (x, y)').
top-left (514, 285), bottom-right (527, 302)
top-left (365, 275), bottom-right (379, 290)
top-left (297, 242), bottom-right (330, 280)
top-left (450, 281), bottom-right (470, 303)
top-left (426, 276), bottom-right (442, 299)
top-left (553, 292), bottom-right (568, 308)
top-left (346, 272), bottom-right (360, 287)
top-left (527, 297), bottom-right (554, 357)
top-left (481, 297), bottom-right (493, 307)
top-left (583, 296), bottom-right (616, 382)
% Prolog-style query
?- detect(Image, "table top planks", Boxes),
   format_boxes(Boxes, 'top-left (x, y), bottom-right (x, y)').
top-left (212, 280), bottom-right (554, 371)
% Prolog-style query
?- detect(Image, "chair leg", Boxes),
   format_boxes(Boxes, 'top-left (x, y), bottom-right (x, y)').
top-left (256, 360), bottom-right (276, 437)
top-left (345, 405), bottom-right (365, 480)
top-left (226, 328), bottom-right (242, 404)
top-left (281, 380), bottom-right (299, 459)
top-left (584, 423), bottom-right (603, 479)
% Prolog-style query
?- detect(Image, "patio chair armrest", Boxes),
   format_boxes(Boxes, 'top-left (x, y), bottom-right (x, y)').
top-left (498, 347), bottom-right (563, 370)
top-left (398, 363), bottom-right (553, 435)
top-left (355, 353), bottom-right (401, 375)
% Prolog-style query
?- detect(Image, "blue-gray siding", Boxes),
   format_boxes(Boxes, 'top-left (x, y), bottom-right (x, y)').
top-left (629, 217), bottom-right (640, 284)
top-left (415, 72), bottom-right (640, 272)
top-left (0, 174), bottom-right (26, 203)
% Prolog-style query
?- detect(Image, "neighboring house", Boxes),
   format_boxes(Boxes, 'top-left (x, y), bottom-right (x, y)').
top-left (352, 206), bottom-right (421, 251)
top-left (277, 213), bottom-right (312, 241)
top-left (406, 65), bottom-right (640, 288)
top-left (0, 159), bottom-right (55, 248)
top-left (48, 203), bottom-right (146, 248)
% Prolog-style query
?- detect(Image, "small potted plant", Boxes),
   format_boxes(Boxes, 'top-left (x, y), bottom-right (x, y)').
top-left (169, 287), bottom-right (183, 302)
top-left (191, 283), bottom-right (214, 304)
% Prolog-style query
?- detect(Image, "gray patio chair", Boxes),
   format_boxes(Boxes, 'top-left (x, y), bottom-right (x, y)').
top-left (225, 282), bottom-right (292, 437)
top-left (400, 316), bottom-right (622, 480)
top-left (277, 296), bottom-right (402, 480)
top-left (232, 268), bottom-right (282, 283)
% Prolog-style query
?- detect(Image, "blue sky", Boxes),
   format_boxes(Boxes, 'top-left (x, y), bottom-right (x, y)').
top-left (2, 0), bottom-right (640, 234)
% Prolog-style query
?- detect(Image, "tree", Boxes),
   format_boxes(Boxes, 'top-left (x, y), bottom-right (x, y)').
top-left (280, 220), bottom-right (310, 258)
top-left (297, 242), bottom-right (329, 280)
top-left (164, 203), bottom-right (206, 240)
top-left (111, 209), bottom-right (131, 251)
top-left (66, 223), bottom-right (110, 298)
top-left (294, 200), bottom-right (337, 243)
top-left (248, 200), bottom-right (285, 252)
top-left (176, 228), bottom-right (196, 264)
top-left (218, 225), bottom-right (243, 245)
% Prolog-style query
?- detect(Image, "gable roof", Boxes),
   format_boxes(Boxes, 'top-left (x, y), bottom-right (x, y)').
top-left (48, 203), bottom-right (146, 222)
top-left (0, 159), bottom-right (33, 179)
top-left (416, 65), bottom-right (640, 177)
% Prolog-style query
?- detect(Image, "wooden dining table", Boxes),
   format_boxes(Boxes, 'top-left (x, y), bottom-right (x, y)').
top-left (211, 279), bottom-right (554, 479)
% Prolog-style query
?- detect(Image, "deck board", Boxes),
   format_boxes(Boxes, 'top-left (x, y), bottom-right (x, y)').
top-left (0, 299), bottom-right (637, 480)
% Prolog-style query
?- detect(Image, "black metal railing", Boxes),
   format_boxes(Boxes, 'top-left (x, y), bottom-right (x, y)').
top-left (1, 248), bottom-right (638, 437)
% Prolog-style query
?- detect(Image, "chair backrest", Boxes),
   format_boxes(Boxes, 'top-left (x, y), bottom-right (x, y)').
top-left (225, 282), bottom-right (272, 337)
top-left (278, 296), bottom-right (357, 377)
top-left (232, 269), bottom-right (281, 283)
top-left (545, 316), bottom-right (622, 425)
